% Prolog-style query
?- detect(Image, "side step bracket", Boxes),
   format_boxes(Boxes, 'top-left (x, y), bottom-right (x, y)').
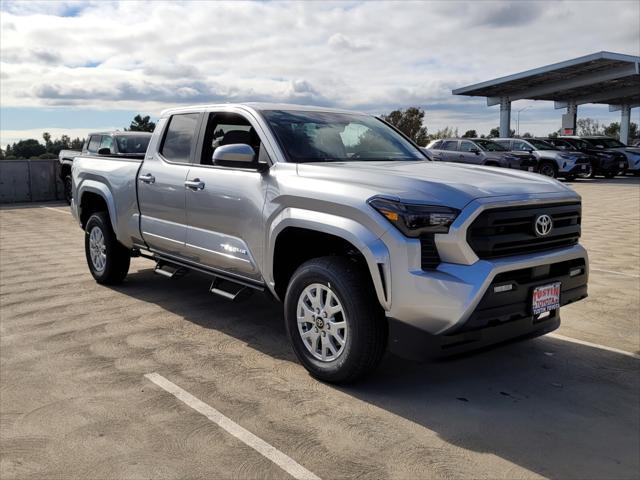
top-left (154, 262), bottom-right (189, 279)
top-left (209, 277), bottom-right (251, 301)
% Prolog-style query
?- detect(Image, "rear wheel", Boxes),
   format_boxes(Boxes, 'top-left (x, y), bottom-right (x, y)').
top-left (64, 175), bottom-right (72, 204)
top-left (539, 162), bottom-right (557, 178)
top-left (85, 212), bottom-right (130, 285)
top-left (284, 256), bottom-right (387, 384)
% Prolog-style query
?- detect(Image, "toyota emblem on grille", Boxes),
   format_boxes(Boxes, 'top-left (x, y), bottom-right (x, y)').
top-left (534, 214), bottom-right (553, 237)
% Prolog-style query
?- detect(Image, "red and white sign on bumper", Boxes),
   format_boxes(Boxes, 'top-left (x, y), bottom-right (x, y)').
top-left (532, 282), bottom-right (561, 315)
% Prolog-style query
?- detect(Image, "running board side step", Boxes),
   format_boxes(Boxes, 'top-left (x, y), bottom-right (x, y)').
top-left (154, 262), bottom-right (188, 279)
top-left (209, 277), bottom-right (252, 301)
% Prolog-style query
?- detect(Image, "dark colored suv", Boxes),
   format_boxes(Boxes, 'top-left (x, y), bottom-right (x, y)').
top-left (546, 137), bottom-right (626, 178)
top-left (424, 138), bottom-right (538, 171)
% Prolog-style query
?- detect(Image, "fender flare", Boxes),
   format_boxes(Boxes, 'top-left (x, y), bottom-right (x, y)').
top-left (266, 208), bottom-right (391, 310)
top-left (77, 180), bottom-right (118, 233)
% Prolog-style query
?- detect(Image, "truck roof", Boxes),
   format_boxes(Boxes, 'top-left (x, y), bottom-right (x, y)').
top-left (88, 131), bottom-right (152, 137)
top-left (160, 102), bottom-right (365, 117)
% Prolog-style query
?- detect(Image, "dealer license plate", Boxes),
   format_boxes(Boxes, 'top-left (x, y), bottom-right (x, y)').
top-left (528, 167), bottom-right (534, 171)
top-left (532, 282), bottom-right (561, 315)
top-left (620, 162), bottom-right (625, 169)
top-left (581, 164), bottom-right (587, 170)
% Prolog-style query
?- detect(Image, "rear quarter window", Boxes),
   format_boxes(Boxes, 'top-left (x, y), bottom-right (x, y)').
top-left (160, 113), bottom-right (200, 163)
top-left (87, 135), bottom-right (101, 153)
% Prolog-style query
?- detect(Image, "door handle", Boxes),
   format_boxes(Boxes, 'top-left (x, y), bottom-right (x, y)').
top-left (138, 173), bottom-right (155, 184)
top-left (185, 179), bottom-right (205, 190)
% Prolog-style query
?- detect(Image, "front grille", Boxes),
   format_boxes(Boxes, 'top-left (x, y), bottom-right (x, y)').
top-left (420, 235), bottom-right (441, 269)
top-left (467, 202), bottom-right (581, 259)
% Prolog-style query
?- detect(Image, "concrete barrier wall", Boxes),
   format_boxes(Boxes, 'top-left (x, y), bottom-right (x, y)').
top-left (0, 160), bottom-right (65, 203)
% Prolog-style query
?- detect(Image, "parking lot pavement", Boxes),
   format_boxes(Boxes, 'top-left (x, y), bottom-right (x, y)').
top-left (1, 179), bottom-right (638, 480)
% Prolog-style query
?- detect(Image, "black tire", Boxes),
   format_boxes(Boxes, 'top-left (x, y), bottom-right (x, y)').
top-left (84, 212), bottom-right (130, 285)
top-left (284, 256), bottom-right (387, 384)
top-left (64, 175), bottom-right (73, 205)
top-left (564, 174), bottom-right (576, 181)
top-left (604, 171), bottom-right (616, 179)
top-left (539, 162), bottom-right (557, 178)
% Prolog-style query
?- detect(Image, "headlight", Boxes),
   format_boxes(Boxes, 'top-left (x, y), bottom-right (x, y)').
top-left (368, 197), bottom-right (459, 236)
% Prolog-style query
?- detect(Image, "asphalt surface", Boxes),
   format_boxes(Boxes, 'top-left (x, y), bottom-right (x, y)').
top-left (1, 177), bottom-right (639, 479)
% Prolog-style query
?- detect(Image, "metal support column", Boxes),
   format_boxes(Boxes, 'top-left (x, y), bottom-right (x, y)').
top-left (620, 105), bottom-right (631, 145)
top-left (562, 102), bottom-right (578, 135)
top-left (499, 98), bottom-right (511, 138)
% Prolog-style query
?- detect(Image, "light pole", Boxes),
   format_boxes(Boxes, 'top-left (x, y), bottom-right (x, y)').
top-left (516, 105), bottom-right (532, 137)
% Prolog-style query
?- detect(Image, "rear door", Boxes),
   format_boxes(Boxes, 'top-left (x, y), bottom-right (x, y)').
top-left (138, 112), bottom-right (202, 257)
top-left (439, 140), bottom-right (459, 162)
top-left (458, 140), bottom-right (483, 164)
top-left (183, 110), bottom-right (270, 281)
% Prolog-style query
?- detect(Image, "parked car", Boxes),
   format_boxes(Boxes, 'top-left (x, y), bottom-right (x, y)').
top-left (493, 138), bottom-right (590, 180)
top-left (59, 149), bottom-right (82, 203)
top-left (578, 136), bottom-right (640, 176)
top-left (545, 137), bottom-right (626, 178)
top-left (424, 138), bottom-right (538, 171)
top-left (71, 103), bottom-right (588, 383)
top-left (58, 131), bottom-right (152, 204)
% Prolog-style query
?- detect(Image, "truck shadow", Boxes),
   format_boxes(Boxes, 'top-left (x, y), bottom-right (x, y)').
top-left (115, 267), bottom-right (640, 479)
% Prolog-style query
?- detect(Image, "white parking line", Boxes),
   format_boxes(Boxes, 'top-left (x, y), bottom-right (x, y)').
top-left (548, 334), bottom-right (640, 360)
top-left (590, 268), bottom-right (640, 279)
top-left (41, 206), bottom-right (71, 215)
top-left (144, 373), bottom-right (321, 480)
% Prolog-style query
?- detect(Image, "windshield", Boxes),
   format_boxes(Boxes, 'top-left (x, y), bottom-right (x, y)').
top-left (473, 139), bottom-right (508, 152)
top-left (526, 138), bottom-right (557, 150)
top-left (563, 138), bottom-right (590, 149)
top-left (115, 135), bottom-right (151, 154)
top-left (262, 110), bottom-right (425, 162)
top-left (583, 137), bottom-right (626, 148)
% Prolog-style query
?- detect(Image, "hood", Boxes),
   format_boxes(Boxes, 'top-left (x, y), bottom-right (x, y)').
top-left (296, 161), bottom-right (575, 210)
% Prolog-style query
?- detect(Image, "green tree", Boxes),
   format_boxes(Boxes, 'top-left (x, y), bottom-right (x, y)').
top-left (522, 132), bottom-right (532, 138)
top-left (42, 132), bottom-right (52, 149)
top-left (70, 137), bottom-right (84, 149)
top-left (430, 126), bottom-right (458, 140)
top-left (10, 139), bottom-right (46, 158)
top-left (462, 129), bottom-right (477, 138)
top-left (603, 121), bottom-right (638, 141)
top-left (381, 107), bottom-right (429, 145)
top-left (488, 126), bottom-right (515, 138)
top-left (577, 118), bottom-right (603, 136)
top-left (127, 114), bottom-right (156, 132)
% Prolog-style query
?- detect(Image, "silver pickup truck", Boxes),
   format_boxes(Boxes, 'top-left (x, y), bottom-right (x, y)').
top-left (71, 103), bottom-right (589, 383)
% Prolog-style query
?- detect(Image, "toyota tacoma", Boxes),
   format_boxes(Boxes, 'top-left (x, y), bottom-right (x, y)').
top-left (71, 103), bottom-right (589, 383)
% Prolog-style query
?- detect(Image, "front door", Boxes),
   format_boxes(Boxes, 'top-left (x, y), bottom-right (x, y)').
top-left (138, 112), bottom-right (201, 257)
top-left (183, 111), bottom-right (269, 281)
top-left (458, 140), bottom-right (483, 164)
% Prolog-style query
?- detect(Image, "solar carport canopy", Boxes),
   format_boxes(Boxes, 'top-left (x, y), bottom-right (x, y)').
top-left (453, 51), bottom-right (639, 107)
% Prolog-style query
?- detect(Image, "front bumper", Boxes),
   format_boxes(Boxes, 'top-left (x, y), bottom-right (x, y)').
top-left (560, 161), bottom-right (590, 175)
top-left (387, 253), bottom-right (588, 361)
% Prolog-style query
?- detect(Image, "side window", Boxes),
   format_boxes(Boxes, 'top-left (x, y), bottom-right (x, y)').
top-left (430, 140), bottom-right (442, 149)
top-left (441, 140), bottom-right (458, 151)
top-left (99, 135), bottom-right (113, 152)
top-left (459, 141), bottom-right (476, 152)
top-left (199, 112), bottom-right (262, 166)
top-left (160, 113), bottom-right (200, 163)
top-left (512, 140), bottom-right (529, 151)
top-left (87, 135), bottom-right (101, 153)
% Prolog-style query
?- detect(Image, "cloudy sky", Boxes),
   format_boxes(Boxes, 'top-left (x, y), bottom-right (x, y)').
top-left (1, 0), bottom-right (639, 147)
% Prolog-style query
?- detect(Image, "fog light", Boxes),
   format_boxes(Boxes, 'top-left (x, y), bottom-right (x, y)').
top-left (570, 268), bottom-right (583, 277)
top-left (494, 283), bottom-right (514, 293)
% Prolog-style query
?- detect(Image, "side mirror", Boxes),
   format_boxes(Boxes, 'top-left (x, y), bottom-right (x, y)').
top-left (212, 144), bottom-right (256, 165)
top-left (98, 147), bottom-right (111, 155)
top-left (470, 147), bottom-right (480, 154)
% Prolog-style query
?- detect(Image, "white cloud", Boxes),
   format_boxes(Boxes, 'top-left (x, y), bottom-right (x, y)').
top-left (1, 0), bottom-right (638, 137)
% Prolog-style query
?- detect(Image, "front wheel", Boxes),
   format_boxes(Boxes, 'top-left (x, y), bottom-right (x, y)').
top-left (85, 212), bottom-right (130, 285)
top-left (539, 162), bottom-right (557, 178)
top-left (284, 257), bottom-right (387, 384)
